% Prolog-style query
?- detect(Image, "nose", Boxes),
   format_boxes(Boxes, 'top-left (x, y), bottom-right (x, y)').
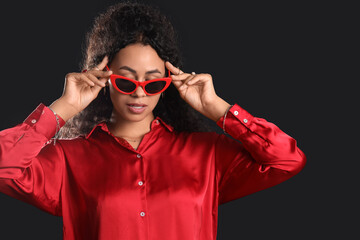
top-left (131, 85), bottom-right (147, 97)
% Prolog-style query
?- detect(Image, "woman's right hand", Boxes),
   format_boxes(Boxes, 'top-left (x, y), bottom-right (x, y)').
top-left (49, 56), bottom-right (112, 122)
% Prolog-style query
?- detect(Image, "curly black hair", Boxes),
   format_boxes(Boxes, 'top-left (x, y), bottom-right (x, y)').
top-left (58, 1), bottom-right (212, 138)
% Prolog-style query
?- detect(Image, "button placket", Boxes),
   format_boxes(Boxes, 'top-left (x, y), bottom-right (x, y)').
top-left (135, 152), bottom-right (147, 221)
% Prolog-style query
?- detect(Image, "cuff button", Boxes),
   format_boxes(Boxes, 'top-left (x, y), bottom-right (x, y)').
top-left (243, 119), bottom-right (248, 123)
top-left (234, 111), bottom-right (239, 116)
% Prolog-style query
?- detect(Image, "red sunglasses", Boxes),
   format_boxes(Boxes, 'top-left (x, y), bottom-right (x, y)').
top-left (105, 65), bottom-right (172, 96)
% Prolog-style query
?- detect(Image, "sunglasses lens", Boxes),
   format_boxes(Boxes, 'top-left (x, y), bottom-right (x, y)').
top-left (115, 78), bottom-right (136, 93)
top-left (145, 81), bottom-right (167, 94)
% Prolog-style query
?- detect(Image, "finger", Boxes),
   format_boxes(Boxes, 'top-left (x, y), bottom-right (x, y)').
top-left (96, 56), bottom-right (109, 71)
top-left (179, 75), bottom-right (197, 89)
top-left (186, 77), bottom-right (198, 85)
top-left (76, 74), bottom-right (95, 87)
top-left (181, 74), bottom-right (196, 85)
top-left (171, 73), bottom-right (195, 83)
top-left (86, 73), bottom-right (106, 87)
top-left (80, 74), bottom-right (106, 88)
top-left (171, 77), bottom-right (182, 88)
top-left (165, 61), bottom-right (183, 75)
top-left (171, 72), bottom-right (191, 80)
top-left (90, 80), bottom-right (104, 94)
top-left (171, 73), bottom-right (189, 83)
top-left (173, 74), bottom-right (194, 89)
top-left (88, 70), bottom-right (112, 78)
top-left (100, 78), bottom-right (110, 87)
top-left (188, 73), bottom-right (212, 84)
top-left (185, 74), bottom-right (203, 85)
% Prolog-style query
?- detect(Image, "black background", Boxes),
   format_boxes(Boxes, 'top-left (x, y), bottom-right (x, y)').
top-left (0, 0), bottom-right (358, 239)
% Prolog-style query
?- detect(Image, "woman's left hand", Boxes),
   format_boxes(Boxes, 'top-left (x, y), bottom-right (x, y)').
top-left (165, 61), bottom-right (230, 122)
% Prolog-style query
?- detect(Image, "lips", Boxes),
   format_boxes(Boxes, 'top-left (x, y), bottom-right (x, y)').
top-left (127, 103), bottom-right (147, 114)
top-left (127, 103), bottom-right (148, 107)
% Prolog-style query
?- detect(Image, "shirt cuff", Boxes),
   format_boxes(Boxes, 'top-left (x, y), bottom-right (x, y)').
top-left (23, 103), bottom-right (66, 140)
top-left (216, 104), bottom-right (255, 136)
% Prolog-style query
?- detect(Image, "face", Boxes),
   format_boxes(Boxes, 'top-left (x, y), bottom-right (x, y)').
top-left (108, 43), bottom-right (166, 123)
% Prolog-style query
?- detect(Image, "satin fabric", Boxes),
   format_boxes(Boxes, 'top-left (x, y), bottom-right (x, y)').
top-left (0, 103), bottom-right (306, 240)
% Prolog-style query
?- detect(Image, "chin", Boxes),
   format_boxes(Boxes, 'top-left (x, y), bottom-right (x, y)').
top-left (122, 109), bottom-right (154, 122)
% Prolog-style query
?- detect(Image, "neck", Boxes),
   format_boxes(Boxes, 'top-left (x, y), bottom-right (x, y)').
top-left (107, 111), bottom-right (155, 138)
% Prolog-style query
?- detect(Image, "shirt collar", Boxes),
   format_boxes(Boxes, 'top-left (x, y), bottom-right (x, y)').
top-left (85, 116), bottom-right (174, 139)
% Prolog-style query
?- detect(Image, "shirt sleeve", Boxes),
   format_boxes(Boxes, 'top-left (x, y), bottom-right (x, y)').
top-left (215, 104), bottom-right (306, 205)
top-left (0, 103), bottom-right (66, 216)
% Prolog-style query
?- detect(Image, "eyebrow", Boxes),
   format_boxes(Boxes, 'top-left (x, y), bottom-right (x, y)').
top-left (119, 66), bottom-right (162, 75)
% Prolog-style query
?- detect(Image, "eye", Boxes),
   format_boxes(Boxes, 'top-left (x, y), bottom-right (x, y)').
top-left (117, 71), bottom-right (136, 79)
top-left (146, 74), bottom-right (162, 81)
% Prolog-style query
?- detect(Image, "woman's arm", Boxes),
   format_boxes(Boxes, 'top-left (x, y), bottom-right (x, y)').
top-left (0, 104), bottom-right (66, 215)
top-left (0, 55), bottom-right (111, 215)
top-left (165, 61), bottom-right (305, 204)
top-left (214, 104), bottom-right (306, 204)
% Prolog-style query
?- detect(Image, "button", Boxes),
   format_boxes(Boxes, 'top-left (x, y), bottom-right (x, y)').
top-left (140, 211), bottom-right (145, 217)
top-left (155, 119), bottom-right (159, 124)
top-left (243, 119), bottom-right (248, 123)
top-left (234, 111), bottom-right (239, 116)
top-left (138, 181), bottom-right (144, 186)
top-left (137, 154), bottom-right (141, 158)
top-left (31, 119), bottom-right (37, 124)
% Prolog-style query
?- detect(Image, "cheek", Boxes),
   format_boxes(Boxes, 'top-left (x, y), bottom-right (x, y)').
top-left (149, 95), bottom-right (161, 106)
top-left (109, 87), bottom-right (126, 106)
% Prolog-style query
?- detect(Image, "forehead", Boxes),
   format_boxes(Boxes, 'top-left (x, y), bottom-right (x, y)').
top-left (111, 43), bottom-right (164, 71)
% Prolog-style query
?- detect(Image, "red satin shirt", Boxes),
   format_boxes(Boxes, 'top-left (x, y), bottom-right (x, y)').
top-left (0, 103), bottom-right (306, 240)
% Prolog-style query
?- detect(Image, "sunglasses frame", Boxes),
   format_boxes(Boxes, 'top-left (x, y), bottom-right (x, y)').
top-left (105, 65), bottom-right (172, 96)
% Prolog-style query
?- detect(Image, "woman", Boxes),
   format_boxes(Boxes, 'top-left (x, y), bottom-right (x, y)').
top-left (0, 2), bottom-right (306, 240)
